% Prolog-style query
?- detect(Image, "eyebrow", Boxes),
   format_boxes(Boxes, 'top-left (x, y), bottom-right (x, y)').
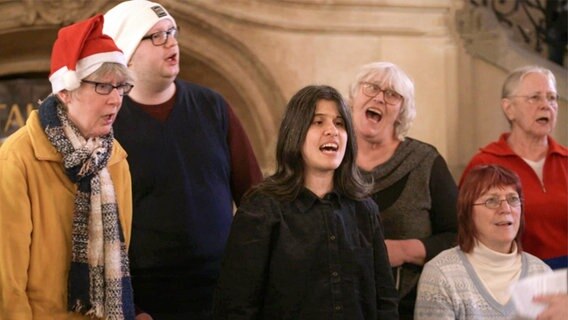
top-left (482, 192), bottom-right (518, 197)
top-left (313, 113), bottom-right (342, 118)
top-left (523, 90), bottom-right (557, 95)
top-left (147, 25), bottom-right (175, 33)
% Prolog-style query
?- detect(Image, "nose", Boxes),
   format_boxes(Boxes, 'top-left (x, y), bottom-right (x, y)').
top-left (371, 90), bottom-right (385, 103)
top-left (108, 88), bottom-right (122, 105)
top-left (538, 97), bottom-right (550, 107)
top-left (165, 33), bottom-right (178, 47)
top-left (325, 124), bottom-right (339, 136)
top-left (540, 99), bottom-right (555, 110)
top-left (498, 199), bottom-right (512, 212)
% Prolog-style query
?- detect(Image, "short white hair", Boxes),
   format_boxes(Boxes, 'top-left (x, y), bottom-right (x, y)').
top-left (348, 61), bottom-right (416, 141)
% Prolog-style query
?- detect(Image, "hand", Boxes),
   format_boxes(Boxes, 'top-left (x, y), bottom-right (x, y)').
top-left (385, 240), bottom-right (405, 267)
top-left (135, 313), bottom-right (153, 320)
top-left (384, 239), bottom-right (427, 267)
top-left (534, 294), bottom-right (568, 320)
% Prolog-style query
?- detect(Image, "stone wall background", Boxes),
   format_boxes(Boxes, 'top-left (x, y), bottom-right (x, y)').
top-left (0, 0), bottom-right (566, 179)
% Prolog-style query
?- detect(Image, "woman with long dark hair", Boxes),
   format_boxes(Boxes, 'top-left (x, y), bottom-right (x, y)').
top-left (213, 85), bottom-right (398, 319)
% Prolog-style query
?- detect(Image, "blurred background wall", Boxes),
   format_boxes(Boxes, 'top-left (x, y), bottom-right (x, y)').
top-left (1, 0), bottom-right (566, 180)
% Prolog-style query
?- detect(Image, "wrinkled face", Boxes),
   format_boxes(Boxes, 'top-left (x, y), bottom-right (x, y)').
top-left (472, 185), bottom-right (521, 254)
top-left (59, 74), bottom-right (126, 138)
top-left (129, 19), bottom-right (179, 84)
top-left (301, 99), bottom-right (348, 178)
top-left (503, 72), bottom-right (558, 139)
top-left (351, 80), bottom-right (402, 144)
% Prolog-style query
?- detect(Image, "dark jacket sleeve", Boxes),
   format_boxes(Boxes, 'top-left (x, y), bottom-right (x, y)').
top-left (227, 105), bottom-right (263, 206)
top-left (213, 195), bottom-right (273, 319)
top-left (368, 201), bottom-right (399, 319)
top-left (421, 155), bottom-right (458, 261)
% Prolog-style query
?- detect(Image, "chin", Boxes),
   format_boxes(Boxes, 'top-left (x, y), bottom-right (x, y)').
top-left (169, 67), bottom-right (180, 76)
top-left (95, 128), bottom-right (112, 138)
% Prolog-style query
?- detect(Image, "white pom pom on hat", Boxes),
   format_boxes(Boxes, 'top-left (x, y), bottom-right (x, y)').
top-left (48, 14), bottom-right (126, 94)
top-left (103, 0), bottom-right (176, 63)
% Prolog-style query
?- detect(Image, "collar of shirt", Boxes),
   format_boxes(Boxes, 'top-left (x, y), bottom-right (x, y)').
top-left (294, 187), bottom-right (341, 213)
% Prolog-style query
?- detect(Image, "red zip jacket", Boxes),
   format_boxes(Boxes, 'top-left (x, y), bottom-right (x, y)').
top-left (461, 133), bottom-right (568, 268)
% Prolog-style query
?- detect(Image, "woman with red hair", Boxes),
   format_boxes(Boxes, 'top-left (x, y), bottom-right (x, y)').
top-left (415, 164), bottom-right (551, 319)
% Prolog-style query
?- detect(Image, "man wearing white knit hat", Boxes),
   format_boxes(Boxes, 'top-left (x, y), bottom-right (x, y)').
top-left (103, 1), bottom-right (263, 319)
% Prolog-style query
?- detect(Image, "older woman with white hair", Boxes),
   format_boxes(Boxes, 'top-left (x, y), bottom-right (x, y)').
top-left (348, 61), bottom-right (458, 318)
top-left (461, 65), bottom-right (567, 270)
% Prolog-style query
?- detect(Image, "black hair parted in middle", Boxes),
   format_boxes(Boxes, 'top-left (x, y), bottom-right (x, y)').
top-left (253, 84), bottom-right (370, 201)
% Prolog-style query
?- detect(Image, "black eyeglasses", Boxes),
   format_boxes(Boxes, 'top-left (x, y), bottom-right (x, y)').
top-left (141, 27), bottom-right (179, 46)
top-left (360, 82), bottom-right (403, 105)
top-left (81, 80), bottom-right (134, 96)
top-left (473, 194), bottom-right (522, 209)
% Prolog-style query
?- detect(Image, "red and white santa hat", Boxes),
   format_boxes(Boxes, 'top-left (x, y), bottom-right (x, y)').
top-left (49, 14), bottom-right (126, 94)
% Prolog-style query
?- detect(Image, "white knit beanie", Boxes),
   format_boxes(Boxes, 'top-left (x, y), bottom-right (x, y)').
top-left (103, 0), bottom-right (176, 62)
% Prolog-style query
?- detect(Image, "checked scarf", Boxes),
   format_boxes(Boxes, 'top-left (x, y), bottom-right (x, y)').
top-left (39, 95), bottom-right (134, 319)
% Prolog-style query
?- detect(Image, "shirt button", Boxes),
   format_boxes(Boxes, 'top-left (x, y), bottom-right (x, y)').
top-left (329, 235), bottom-right (336, 241)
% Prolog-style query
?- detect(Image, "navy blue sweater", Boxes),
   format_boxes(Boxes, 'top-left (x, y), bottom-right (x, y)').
top-left (113, 80), bottom-right (254, 315)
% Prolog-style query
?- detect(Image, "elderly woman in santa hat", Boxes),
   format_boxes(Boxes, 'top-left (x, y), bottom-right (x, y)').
top-left (0, 15), bottom-right (136, 319)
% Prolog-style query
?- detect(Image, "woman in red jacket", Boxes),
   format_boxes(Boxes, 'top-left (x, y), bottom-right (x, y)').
top-left (460, 65), bottom-right (567, 270)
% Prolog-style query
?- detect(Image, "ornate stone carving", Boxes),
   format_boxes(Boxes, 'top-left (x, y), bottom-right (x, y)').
top-left (455, 3), bottom-right (566, 97)
top-left (19, 0), bottom-right (111, 25)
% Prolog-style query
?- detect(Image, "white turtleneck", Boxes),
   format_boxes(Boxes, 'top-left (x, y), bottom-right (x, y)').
top-left (466, 241), bottom-right (522, 305)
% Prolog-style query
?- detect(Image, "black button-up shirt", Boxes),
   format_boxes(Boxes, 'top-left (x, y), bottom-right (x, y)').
top-left (214, 188), bottom-right (399, 319)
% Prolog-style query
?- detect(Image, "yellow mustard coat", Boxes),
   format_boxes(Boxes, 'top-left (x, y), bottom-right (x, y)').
top-left (0, 110), bottom-right (132, 319)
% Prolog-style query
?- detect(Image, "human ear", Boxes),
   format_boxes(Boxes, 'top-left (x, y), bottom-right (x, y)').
top-left (501, 98), bottom-right (515, 122)
top-left (56, 91), bottom-right (71, 104)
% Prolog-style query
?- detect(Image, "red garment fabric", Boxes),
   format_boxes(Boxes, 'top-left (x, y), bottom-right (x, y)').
top-left (136, 94), bottom-right (175, 123)
top-left (460, 133), bottom-right (568, 263)
top-left (227, 105), bottom-right (263, 205)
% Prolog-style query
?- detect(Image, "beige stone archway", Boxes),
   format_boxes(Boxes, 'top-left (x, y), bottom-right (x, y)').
top-left (0, 0), bottom-right (109, 75)
top-left (0, 0), bottom-right (284, 172)
top-left (166, 3), bottom-right (285, 172)
top-left (4, 0), bottom-right (565, 180)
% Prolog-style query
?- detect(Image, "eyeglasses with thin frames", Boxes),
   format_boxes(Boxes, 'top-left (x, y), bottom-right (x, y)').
top-left (360, 82), bottom-right (403, 105)
top-left (81, 80), bottom-right (134, 96)
top-left (473, 194), bottom-right (522, 209)
top-left (141, 27), bottom-right (179, 46)
top-left (508, 93), bottom-right (559, 105)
